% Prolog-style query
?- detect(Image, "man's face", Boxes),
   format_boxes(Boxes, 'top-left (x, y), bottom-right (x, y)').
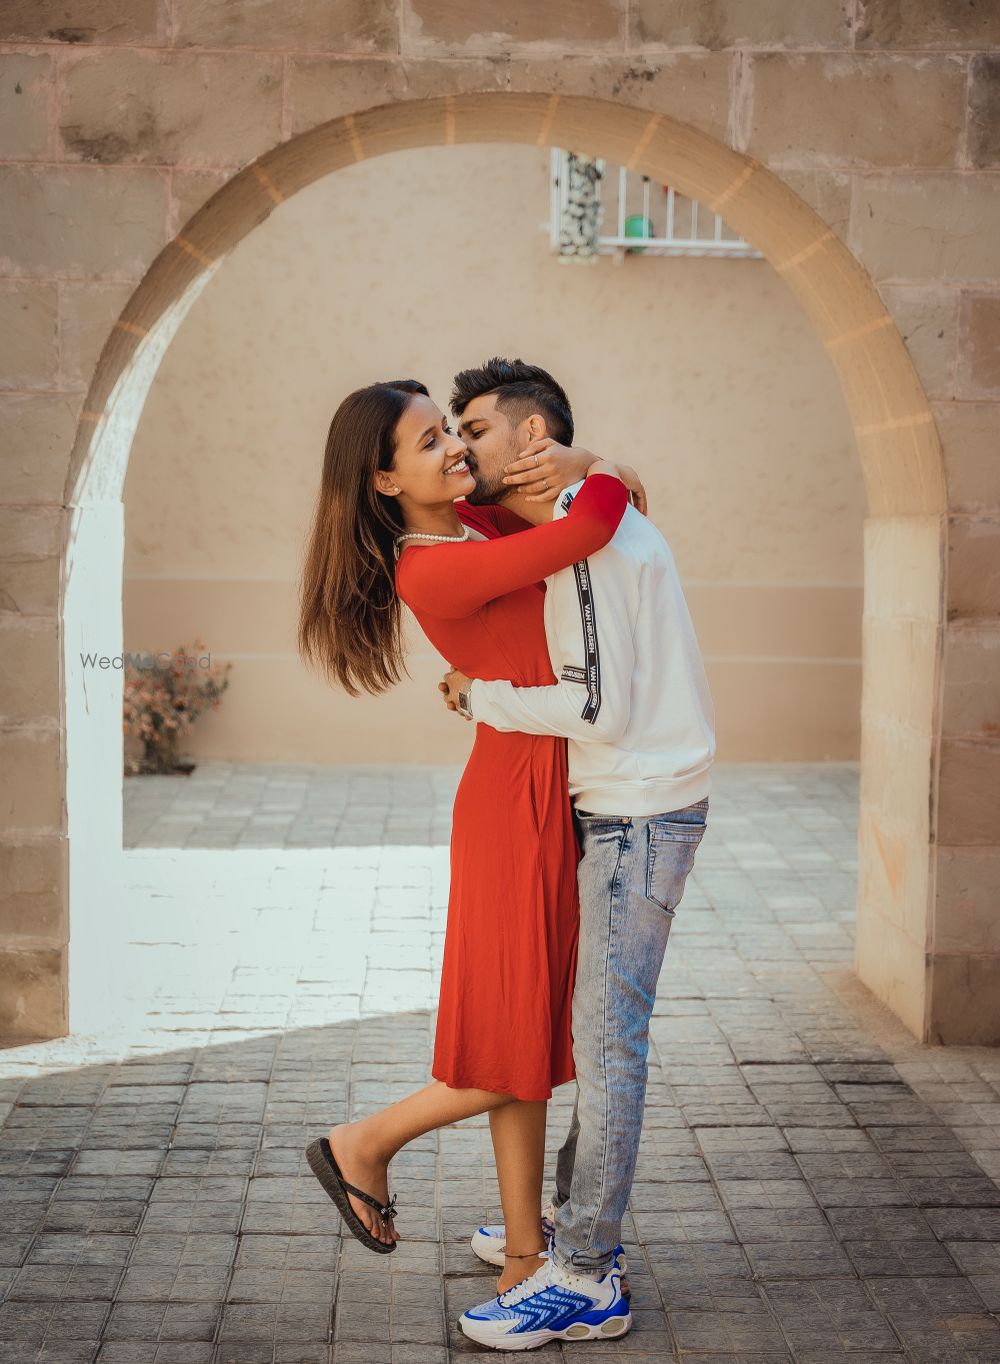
top-left (455, 392), bottom-right (523, 506)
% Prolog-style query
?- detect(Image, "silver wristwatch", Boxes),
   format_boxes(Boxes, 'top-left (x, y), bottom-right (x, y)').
top-left (457, 683), bottom-right (474, 720)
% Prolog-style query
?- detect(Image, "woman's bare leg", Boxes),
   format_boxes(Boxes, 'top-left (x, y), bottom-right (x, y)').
top-left (490, 1100), bottom-right (548, 1292)
top-left (328, 1081), bottom-right (514, 1245)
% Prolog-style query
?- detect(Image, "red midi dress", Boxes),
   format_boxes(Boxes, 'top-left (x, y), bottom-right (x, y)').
top-left (394, 473), bottom-right (628, 1102)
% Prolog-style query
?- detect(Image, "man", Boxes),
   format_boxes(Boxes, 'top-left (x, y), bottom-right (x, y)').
top-left (443, 358), bottom-right (715, 1351)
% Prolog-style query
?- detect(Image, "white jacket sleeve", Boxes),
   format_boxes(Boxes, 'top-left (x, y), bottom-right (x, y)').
top-left (472, 540), bottom-right (638, 744)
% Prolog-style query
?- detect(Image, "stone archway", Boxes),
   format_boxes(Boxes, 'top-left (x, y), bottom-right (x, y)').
top-left (63, 93), bottom-right (947, 1041)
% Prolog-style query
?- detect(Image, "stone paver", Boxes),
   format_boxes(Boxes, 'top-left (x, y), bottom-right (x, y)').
top-left (124, 762), bottom-right (460, 849)
top-left (2, 763), bottom-right (1000, 1360)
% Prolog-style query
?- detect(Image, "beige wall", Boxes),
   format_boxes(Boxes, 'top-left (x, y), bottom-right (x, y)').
top-left (123, 142), bottom-right (863, 764)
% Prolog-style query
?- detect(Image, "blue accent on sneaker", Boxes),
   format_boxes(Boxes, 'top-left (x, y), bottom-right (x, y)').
top-left (464, 1284), bottom-right (593, 1334)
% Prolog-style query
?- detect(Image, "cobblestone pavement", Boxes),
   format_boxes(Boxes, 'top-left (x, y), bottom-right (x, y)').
top-left (124, 763), bottom-right (461, 849)
top-left (4, 764), bottom-right (1000, 1362)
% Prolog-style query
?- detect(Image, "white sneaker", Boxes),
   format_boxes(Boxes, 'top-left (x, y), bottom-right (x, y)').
top-left (470, 1204), bottom-right (556, 1269)
top-left (459, 1256), bottom-right (632, 1351)
top-left (470, 1203), bottom-right (629, 1295)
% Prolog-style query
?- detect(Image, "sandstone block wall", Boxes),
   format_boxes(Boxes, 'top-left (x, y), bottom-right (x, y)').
top-left (0, 0), bottom-right (997, 1043)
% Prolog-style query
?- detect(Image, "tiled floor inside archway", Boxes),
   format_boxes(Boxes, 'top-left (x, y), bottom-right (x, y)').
top-left (3, 763), bottom-right (1000, 1361)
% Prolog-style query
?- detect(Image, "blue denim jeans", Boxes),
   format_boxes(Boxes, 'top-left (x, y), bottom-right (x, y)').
top-left (550, 796), bottom-right (709, 1278)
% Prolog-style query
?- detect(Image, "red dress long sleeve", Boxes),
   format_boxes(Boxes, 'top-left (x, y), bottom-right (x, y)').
top-left (397, 473), bottom-right (627, 618)
top-left (393, 474), bottom-right (627, 1102)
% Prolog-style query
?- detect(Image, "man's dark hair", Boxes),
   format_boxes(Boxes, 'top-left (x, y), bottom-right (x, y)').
top-left (450, 357), bottom-right (574, 445)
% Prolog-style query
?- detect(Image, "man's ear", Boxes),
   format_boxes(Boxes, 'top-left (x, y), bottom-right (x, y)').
top-left (524, 413), bottom-right (548, 442)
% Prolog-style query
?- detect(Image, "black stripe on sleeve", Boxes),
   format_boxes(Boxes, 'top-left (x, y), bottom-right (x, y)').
top-left (571, 557), bottom-right (601, 724)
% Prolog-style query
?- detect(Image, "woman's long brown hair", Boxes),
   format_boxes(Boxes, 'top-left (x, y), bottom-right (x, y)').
top-left (298, 379), bottom-right (428, 696)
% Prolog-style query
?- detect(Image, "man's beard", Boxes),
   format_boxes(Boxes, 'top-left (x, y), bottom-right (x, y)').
top-left (463, 440), bottom-right (518, 506)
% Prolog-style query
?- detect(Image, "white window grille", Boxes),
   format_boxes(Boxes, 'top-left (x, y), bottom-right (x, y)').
top-left (549, 148), bottom-right (763, 262)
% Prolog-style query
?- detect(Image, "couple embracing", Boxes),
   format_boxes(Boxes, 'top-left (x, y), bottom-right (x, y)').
top-left (297, 358), bottom-right (715, 1351)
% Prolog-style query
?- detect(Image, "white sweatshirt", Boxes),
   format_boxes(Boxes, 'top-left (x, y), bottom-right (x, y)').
top-left (470, 480), bottom-right (716, 816)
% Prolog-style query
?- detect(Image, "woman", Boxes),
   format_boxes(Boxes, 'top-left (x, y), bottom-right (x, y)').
top-left (297, 378), bottom-right (627, 1293)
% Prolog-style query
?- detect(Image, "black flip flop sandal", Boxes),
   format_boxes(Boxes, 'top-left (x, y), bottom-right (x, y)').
top-left (305, 1136), bottom-right (398, 1254)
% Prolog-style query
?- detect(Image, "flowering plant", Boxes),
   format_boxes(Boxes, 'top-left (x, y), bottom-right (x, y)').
top-left (123, 637), bottom-right (232, 776)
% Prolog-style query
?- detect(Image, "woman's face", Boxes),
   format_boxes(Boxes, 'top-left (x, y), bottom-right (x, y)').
top-left (374, 393), bottom-right (476, 508)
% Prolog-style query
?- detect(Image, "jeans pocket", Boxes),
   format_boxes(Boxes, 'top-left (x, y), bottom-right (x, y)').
top-left (645, 814), bottom-right (706, 913)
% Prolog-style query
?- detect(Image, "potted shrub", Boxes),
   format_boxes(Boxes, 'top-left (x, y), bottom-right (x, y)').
top-left (123, 637), bottom-right (232, 776)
